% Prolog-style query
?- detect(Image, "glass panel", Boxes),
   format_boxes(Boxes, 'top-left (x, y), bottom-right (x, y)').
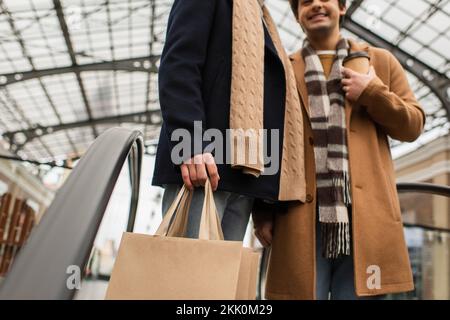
top-left (400, 192), bottom-right (450, 230)
top-left (390, 192), bottom-right (450, 300)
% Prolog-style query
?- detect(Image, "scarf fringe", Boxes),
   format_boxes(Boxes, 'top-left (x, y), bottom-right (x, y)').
top-left (330, 171), bottom-right (352, 206)
top-left (321, 222), bottom-right (351, 259)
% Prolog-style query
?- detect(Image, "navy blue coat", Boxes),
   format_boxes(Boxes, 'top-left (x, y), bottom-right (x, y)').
top-left (152, 0), bottom-right (287, 201)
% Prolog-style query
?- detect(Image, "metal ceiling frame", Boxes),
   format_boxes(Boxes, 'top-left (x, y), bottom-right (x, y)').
top-left (0, 0), bottom-right (77, 157)
top-left (0, 0), bottom-right (448, 164)
top-left (53, 0), bottom-right (98, 138)
top-left (2, 109), bottom-right (162, 151)
top-left (0, 0), bottom-right (165, 161)
top-left (0, 55), bottom-right (159, 87)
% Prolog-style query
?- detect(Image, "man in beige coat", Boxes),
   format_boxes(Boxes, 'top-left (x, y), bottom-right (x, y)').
top-left (253, 0), bottom-right (426, 300)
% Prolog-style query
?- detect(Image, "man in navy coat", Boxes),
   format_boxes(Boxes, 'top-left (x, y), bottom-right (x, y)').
top-left (152, 0), bottom-right (287, 240)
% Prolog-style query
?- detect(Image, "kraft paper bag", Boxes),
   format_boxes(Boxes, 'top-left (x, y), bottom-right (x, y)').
top-left (105, 180), bottom-right (261, 300)
top-left (235, 248), bottom-right (261, 300)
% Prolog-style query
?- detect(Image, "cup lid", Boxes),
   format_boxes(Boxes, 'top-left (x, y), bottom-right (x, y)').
top-left (343, 51), bottom-right (370, 63)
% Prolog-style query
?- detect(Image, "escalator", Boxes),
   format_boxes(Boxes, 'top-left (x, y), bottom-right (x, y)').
top-left (0, 127), bottom-right (449, 300)
top-left (0, 128), bottom-right (143, 300)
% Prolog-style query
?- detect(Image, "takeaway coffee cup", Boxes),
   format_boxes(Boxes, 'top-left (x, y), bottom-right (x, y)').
top-left (343, 51), bottom-right (370, 74)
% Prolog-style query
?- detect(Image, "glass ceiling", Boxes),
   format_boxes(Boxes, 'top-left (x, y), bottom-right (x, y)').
top-left (0, 0), bottom-right (449, 166)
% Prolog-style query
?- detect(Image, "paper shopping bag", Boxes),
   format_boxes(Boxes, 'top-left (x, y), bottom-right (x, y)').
top-left (105, 180), bottom-right (260, 300)
top-left (235, 247), bottom-right (261, 300)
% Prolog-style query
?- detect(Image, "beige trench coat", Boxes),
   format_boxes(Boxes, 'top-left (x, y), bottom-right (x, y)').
top-left (255, 39), bottom-right (426, 299)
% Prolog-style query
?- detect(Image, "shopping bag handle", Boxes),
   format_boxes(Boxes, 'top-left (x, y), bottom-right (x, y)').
top-left (155, 179), bottom-right (224, 240)
top-left (198, 179), bottom-right (224, 240)
top-left (160, 183), bottom-right (193, 238)
top-left (154, 183), bottom-right (188, 237)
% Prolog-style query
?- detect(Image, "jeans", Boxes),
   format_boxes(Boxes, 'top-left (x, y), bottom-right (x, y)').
top-left (161, 184), bottom-right (254, 241)
top-left (315, 205), bottom-right (384, 300)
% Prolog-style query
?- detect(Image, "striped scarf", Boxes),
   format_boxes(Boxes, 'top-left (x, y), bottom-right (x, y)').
top-left (302, 38), bottom-right (352, 259)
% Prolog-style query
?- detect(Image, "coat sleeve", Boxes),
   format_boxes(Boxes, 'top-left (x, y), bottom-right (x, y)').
top-left (357, 52), bottom-right (426, 142)
top-left (158, 0), bottom-right (217, 162)
top-left (252, 199), bottom-right (289, 227)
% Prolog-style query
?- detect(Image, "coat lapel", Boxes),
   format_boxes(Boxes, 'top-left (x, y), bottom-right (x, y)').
top-left (290, 52), bottom-right (311, 120)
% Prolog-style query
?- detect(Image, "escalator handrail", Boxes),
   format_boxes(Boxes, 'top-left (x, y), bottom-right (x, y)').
top-left (0, 127), bottom-right (143, 300)
top-left (397, 182), bottom-right (450, 197)
top-left (397, 182), bottom-right (450, 233)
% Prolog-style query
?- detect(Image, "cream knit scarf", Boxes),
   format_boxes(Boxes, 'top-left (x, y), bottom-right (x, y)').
top-left (230, 0), bottom-right (306, 201)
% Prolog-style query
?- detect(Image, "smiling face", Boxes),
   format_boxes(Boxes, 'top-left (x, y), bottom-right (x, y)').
top-left (297, 0), bottom-right (346, 37)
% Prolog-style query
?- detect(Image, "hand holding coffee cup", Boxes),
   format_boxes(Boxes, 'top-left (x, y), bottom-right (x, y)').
top-left (341, 52), bottom-right (375, 102)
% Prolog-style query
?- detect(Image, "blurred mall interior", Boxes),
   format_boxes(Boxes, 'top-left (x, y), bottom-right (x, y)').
top-left (0, 0), bottom-right (449, 300)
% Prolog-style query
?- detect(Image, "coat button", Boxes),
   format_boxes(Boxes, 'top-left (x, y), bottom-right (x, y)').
top-left (306, 194), bottom-right (314, 203)
top-left (309, 137), bottom-right (314, 146)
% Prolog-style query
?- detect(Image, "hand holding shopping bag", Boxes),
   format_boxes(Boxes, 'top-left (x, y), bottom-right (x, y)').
top-left (105, 179), bottom-right (260, 300)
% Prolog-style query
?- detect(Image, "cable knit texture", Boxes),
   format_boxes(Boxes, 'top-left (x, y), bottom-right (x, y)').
top-left (230, 0), bottom-right (306, 202)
